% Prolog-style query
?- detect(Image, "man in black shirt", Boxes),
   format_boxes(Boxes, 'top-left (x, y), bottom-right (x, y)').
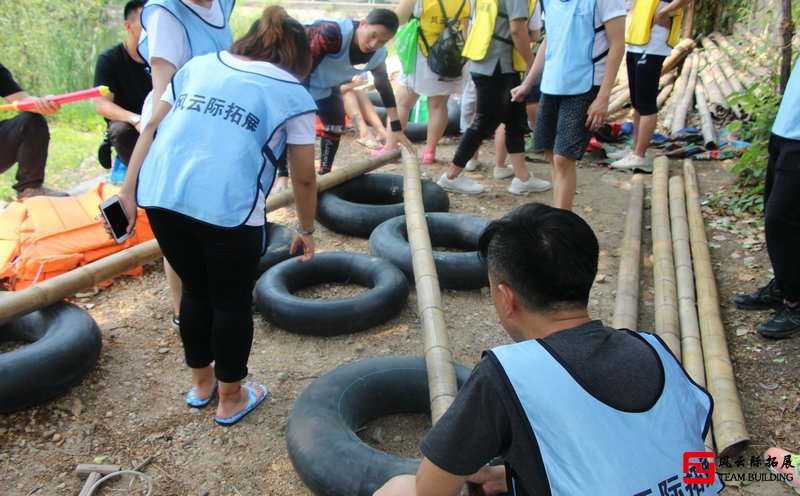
top-left (375, 203), bottom-right (721, 496)
top-left (0, 63), bottom-right (66, 199)
top-left (93, 0), bottom-right (151, 168)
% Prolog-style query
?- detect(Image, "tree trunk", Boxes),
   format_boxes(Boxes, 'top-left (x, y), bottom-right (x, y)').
top-left (779, 0), bottom-right (795, 94)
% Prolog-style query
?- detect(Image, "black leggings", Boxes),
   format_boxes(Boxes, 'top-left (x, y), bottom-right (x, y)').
top-left (765, 133), bottom-right (800, 302)
top-left (146, 208), bottom-right (263, 383)
top-left (452, 65), bottom-right (526, 168)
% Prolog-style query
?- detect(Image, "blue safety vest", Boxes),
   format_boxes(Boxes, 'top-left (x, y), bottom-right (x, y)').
top-left (138, 0), bottom-right (234, 65)
top-left (136, 53), bottom-right (316, 227)
top-left (306, 18), bottom-right (387, 100)
top-left (490, 332), bottom-right (723, 495)
top-left (772, 60), bottom-right (800, 140)
top-left (540, 0), bottom-right (597, 95)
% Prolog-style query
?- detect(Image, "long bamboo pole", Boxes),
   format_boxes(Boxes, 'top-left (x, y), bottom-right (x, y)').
top-left (0, 150), bottom-right (402, 326)
top-left (400, 147), bottom-right (457, 424)
top-left (662, 53), bottom-right (693, 133)
top-left (709, 62), bottom-right (743, 118)
top-left (683, 160), bottom-right (749, 456)
top-left (697, 54), bottom-right (729, 120)
top-left (656, 81), bottom-right (675, 109)
top-left (668, 175), bottom-right (713, 452)
top-left (612, 174), bottom-right (644, 331)
top-left (694, 80), bottom-right (718, 150)
top-left (671, 53), bottom-right (699, 135)
top-left (651, 157), bottom-right (681, 359)
top-left (700, 37), bottom-right (746, 94)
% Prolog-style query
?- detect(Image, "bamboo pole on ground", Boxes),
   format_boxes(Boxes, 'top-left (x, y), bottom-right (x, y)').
top-left (671, 53), bottom-right (699, 135)
top-left (612, 174), bottom-right (644, 331)
top-left (683, 160), bottom-right (749, 456)
top-left (607, 89), bottom-right (631, 114)
top-left (697, 54), bottom-right (730, 120)
top-left (651, 157), bottom-right (681, 359)
top-left (0, 150), bottom-right (402, 327)
top-left (400, 147), bottom-right (457, 423)
top-left (711, 32), bottom-right (760, 88)
top-left (709, 62), bottom-right (743, 118)
top-left (694, 80), bottom-right (718, 150)
top-left (656, 81), bottom-right (675, 109)
top-left (662, 56), bottom-right (693, 134)
top-left (668, 175), bottom-right (713, 452)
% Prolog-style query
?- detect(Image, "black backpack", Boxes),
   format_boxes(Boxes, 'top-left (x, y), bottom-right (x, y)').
top-left (419, 0), bottom-right (467, 79)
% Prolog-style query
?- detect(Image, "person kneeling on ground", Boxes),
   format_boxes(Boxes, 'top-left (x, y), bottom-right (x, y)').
top-left (0, 63), bottom-right (66, 199)
top-left (375, 203), bottom-right (723, 496)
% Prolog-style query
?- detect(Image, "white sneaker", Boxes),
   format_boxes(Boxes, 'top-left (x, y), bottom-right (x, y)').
top-left (606, 147), bottom-right (632, 161)
top-left (611, 153), bottom-right (651, 170)
top-left (507, 175), bottom-right (551, 195)
top-left (493, 164), bottom-right (515, 179)
top-left (437, 172), bottom-right (486, 194)
top-left (464, 158), bottom-right (480, 171)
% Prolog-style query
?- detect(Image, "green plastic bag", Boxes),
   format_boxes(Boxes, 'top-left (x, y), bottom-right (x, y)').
top-left (395, 18), bottom-right (419, 75)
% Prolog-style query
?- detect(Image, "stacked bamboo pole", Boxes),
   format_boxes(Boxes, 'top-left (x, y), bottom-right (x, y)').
top-left (670, 53), bottom-right (699, 135)
top-left (683, 160), bottom-right (750, 456)
top-left (400, 147), bottom-right (457, 423)
top-left (0, 150), bottom-right (402, 326)
top-left (651, 157), bottom-right (681, 359)
top-left (700, 37), bottom-right (746, 94)
top-left (697, 54), bottom-right (729, 120)
top-left (694, 80), bottom-right (717, 149)
top-left (612, 175), bottom-right (645, 331)
top-left (662, 52), bottom-right (693, 133)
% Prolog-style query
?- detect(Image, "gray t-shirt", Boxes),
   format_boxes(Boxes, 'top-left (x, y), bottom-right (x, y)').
top-left (470, 0), bottom-right (531, 76)
top-left (420, 321), bottom-right (665, 495)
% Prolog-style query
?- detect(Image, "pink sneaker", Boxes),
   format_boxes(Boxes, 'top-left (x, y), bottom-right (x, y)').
top-left (421, 148), bottom-right (435, 164)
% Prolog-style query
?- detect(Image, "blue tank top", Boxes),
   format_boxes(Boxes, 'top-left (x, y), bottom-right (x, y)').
top-left (138, 0), bottom-right (234, 65)
top-left (136, 53), bottom-right (317, 227)
top-left (540, 0), bottom-right (597, 95)
top-left (490, 332), bottom-right (723, 495)
top-left (772, 60), bottom-right (800, 140)
top-left (306, 18), bottom-right (388, 100)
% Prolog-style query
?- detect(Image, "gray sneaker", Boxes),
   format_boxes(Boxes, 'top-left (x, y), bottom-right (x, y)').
top-left (493, 164), bottom-right (515, 179)
top-left (507, 176), bottom-right (551, 195)
top-left (464, 158), bottom-right (480, 171)
top-left (437, 172), bottom-right (485, 194)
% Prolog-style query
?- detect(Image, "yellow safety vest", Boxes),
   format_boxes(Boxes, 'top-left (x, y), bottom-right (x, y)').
top-left (462, 0), bottom-right (536, 71)
top-left (626, 0), bottom-right (683, 48)
top-left (418, 0), bottom-right (471, 57)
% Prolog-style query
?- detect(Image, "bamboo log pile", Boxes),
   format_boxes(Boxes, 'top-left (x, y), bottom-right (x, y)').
top-left (697, 54), bottom-right (729, 120)
top-left (700, 37), bottom-right (746, 94)
top-left (683, 160), bottom-right (750, 456)
top-left (400, 147), bottom-right (457, 423)
top-left (661, 53), bottom-right (693, 133)
top-left (0, 150), bottom-right (403, 326)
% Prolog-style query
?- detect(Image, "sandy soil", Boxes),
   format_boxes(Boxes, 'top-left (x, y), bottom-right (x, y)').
top-left (1, 133), bottom-right (798, 495)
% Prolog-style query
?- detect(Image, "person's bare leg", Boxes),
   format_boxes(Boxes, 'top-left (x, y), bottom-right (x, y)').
top-left (374, 475), bottom-right (417, 496)
top-left (424, 95), bottom-right (449, 155)
top-left (343, 90), bottom-right (369, 140)
top-left (216, 380), bottom-right (267, 419)
top-left (632, 109), bottom-right (640, 152)
top-left (165, 258), bottom-right (181, 319)
top-left (396, 86), bottom-right (419, 131)
top-left (356, 91), bottom-right (387, 142)
top-left (190, 364), bottom-right (216, 400)
top-left (495, 124), bottom-right (508, 171)
top-left (508, 151), bottom-right (530, 181)
top-left (526, 102), bottom-right (538, 131)
top-left (552, 153), bottom-right (577, 210)
top-left (633, 112), bottom-right (657, 158)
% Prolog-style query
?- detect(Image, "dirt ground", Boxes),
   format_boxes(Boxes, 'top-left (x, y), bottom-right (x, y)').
top-left (1, 132), bottom-right (798, 496)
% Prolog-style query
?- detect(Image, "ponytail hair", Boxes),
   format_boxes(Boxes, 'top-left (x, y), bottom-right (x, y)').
top-left (229, 6), bottom-right (312, 79)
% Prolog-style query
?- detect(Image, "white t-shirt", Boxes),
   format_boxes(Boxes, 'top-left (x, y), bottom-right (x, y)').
top-left (626, 1), bottom-right (673, 57)
top-left (161, 52), bottom-right (315, 226)
top-left (592, 0), bottom-right (627, 85)
top-left (528, 2), bottom-right (543, 31)
top-left (139, 0), bottom-right (225, 127)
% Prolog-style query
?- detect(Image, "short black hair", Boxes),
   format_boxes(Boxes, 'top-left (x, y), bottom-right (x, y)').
top-left (124, 0), bottom-right (145, 20)
top-left (478, 203), bottom-right (599, 313)
top-left (365, 8), bottom-right (399, 34)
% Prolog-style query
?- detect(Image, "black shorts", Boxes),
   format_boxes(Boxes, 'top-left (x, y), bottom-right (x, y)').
top-left (532, 86), bottom-right (599, 159)
top-left (626, 51), bottom-right (666, 116)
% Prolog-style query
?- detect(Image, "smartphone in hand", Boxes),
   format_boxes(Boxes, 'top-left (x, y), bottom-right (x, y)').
top-left (99, 195), bottom-right (134, 243)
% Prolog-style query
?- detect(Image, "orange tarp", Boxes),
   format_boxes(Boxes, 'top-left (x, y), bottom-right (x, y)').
top-left (0, 183), bottom-right (154, 290)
